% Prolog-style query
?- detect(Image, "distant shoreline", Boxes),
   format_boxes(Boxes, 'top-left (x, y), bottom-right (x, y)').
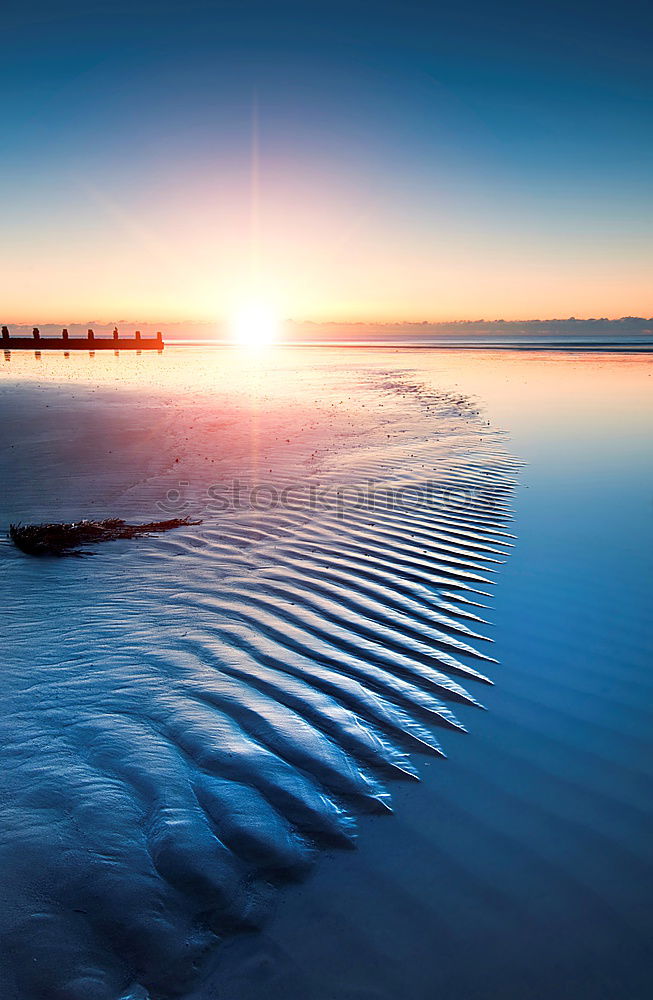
top-left (167, 339), bottom-right (653, 352)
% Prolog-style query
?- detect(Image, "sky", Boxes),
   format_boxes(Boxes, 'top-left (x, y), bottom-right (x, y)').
top-left (1, 0), bottom-right (652, 325)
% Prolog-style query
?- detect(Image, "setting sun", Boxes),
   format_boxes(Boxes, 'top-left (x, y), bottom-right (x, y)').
top-left (230, 301), bottom-right (280, 348)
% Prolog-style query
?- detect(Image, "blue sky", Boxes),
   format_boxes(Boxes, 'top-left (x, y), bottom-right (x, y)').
top-left (1, 1), bottom-right (651, 322)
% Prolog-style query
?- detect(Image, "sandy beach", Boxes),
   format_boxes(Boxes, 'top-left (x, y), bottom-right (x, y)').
top-left (1, 346), bottom-right (652, 1000)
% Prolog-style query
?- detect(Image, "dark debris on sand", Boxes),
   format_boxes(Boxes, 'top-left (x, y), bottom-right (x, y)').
top-left (9, 517), bottom-right (201, 556)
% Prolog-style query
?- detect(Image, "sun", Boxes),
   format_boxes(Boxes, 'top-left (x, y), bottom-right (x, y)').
top-left (230, 301), bottom-right (280, 348)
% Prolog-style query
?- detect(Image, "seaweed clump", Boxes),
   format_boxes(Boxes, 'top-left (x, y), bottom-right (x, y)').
top-left (9, 517), bottom-right (200, 556)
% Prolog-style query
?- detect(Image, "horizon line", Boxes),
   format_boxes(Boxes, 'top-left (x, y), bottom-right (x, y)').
top-left (3, 315), bottom-right (653, 329)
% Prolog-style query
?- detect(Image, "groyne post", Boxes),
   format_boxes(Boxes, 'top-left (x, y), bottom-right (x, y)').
top-left (0, 325), bottom-right (164, 349)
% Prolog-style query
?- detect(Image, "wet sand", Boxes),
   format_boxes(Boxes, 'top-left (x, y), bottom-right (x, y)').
top-left (1, 347), bottom-right (651, 1000)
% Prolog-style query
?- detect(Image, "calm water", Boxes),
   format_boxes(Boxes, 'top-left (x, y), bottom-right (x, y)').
top-left (1, 347), bottom-right (652, 1000)
top-left (193, 349), bottom-right (653, 1000)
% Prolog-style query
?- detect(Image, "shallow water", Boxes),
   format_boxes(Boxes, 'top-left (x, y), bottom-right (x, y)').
top-left (1, 347), bottom-right (652, 1000)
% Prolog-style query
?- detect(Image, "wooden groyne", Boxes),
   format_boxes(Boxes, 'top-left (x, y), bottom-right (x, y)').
top-left (1, 326), bottom-right (164, 351)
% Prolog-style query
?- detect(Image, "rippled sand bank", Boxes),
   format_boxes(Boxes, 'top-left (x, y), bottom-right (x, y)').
top-left (0, 350), bottom-right (520, 999)
top-left (2, 347), bottom-right (651, 1000)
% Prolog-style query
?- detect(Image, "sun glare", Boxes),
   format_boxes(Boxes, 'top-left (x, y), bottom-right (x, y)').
top-left (230, 301), bottom-right (280, 348)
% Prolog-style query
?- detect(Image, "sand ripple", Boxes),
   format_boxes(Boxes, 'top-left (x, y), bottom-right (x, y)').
top-left (0, 371), bottom-right (519, 999)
